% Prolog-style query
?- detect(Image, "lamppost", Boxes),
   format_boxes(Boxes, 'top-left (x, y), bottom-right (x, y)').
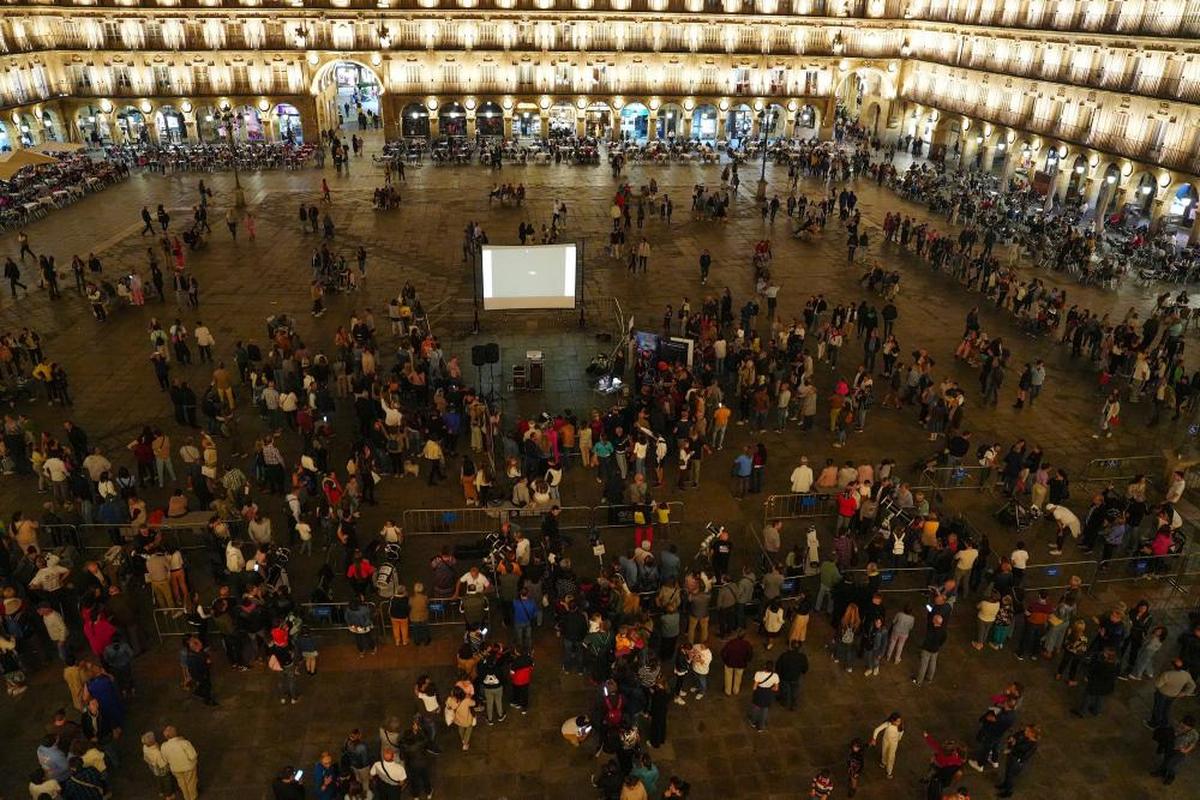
top-left (755, 107), bottom-right (776, 201)
top-left (218, 106), bottom-right (247, 209)
top-left (1042, 148), bottom-right (1060, 212)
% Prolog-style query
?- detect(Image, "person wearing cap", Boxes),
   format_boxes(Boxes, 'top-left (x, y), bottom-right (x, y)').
top-left (266, 625), bottom-right (299, 704)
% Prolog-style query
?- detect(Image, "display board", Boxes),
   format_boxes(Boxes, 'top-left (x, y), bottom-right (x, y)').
top-left (481, 244), bottom-right (577, 310)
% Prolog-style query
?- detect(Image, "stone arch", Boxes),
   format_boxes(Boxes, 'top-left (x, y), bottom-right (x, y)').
top-left (309, 58), bottom-right (385, 98)
top-left (1128, 170), bottom-right (1158, 219)
top-left (476, 100), bottom-right (505, 138)
top-left (862, 100), bottom-right (882, 135)
top-left (1164, 181), bottom-right (1198, 235)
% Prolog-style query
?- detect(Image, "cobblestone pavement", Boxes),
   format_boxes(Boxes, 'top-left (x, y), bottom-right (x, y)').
top-left (0, 132), bottom-right (1195, 799)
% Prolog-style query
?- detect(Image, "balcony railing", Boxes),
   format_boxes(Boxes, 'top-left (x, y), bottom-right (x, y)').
top-left (903, 86), bottom-right (1200, 175)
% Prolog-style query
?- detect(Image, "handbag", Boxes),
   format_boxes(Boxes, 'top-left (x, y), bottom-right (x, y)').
top-left (267, 654), bottom-right (282, 672)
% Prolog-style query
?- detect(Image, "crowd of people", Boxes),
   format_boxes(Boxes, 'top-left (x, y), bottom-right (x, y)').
top-left (1, 115), bottom-right (1198, 800)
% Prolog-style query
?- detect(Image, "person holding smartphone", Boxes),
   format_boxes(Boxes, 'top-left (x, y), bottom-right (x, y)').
top-left (270, 766), bottom-right (305, 800)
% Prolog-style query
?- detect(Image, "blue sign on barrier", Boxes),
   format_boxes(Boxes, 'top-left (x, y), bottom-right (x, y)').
top-left (1045, 567), bottom-right (1060, 577)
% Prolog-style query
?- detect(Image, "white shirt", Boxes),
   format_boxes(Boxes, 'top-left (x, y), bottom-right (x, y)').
top-left (1048, 505), bottom-right (1081, 537)
top-left (753, 669), bottom-right (780, 689)
top-left (1166, 477), bottom-right (1186, 504)
top-left (1010, 549), bottom-right (1029, 570)
top-left (789, 464), bottom-right (814, 493)
top-left (226, 542), bottom-right (246, 573)
top-left (514, 537), bottom-right (531, 566)
top-left (30, 564), bottom-right (69, 592)
top-left (690, 646), bottom-right (712, 675)
top-left (160, 737), bottom-right (198, 773)
top-left (194, 326), bottom-right (215, 347)
top-left (371, 759), bottom-right (406, 786)
top-left (459, 571), bottom-right (492, 594)
top-left (42, 457), bottom-right (68, 482)
top-left (872, 721), bottom-right (904, 746)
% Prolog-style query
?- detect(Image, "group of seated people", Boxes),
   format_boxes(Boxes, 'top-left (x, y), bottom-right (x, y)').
top-left (488, 183), bottom-right (526, 205)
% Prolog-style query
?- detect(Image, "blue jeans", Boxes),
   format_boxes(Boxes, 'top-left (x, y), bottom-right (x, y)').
top-left (513, 623), bottom-right (532, 653)
top-left (1150, 690), bottom-right (1174, 728)
top-left (1076, 692), bottom-right (1105, 716)
top-left (692, 672), bottom-right (708, 694)
top-left (749, 703), bottom-right (770, 730)
top-left (815, 584), bottom-right (833, 614)
top-left (562, 639), bottom-right (583, 672)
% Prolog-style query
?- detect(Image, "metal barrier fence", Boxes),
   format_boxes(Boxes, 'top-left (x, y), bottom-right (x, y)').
top-left (299, 601), bottom-right (382, 632)
top-left (1083, 455), bottom-right (1167, 485)
top-left (47, 520), bottom-right (243, 555)
top-left (1014, 560), bottom-right (1097, 592)
top-left (763, 492), bottom-right (838, 523)
top-left (764, 484), bottom-right (938, 525)
top-left (426, 596), bottom-right (492, 627)
top-left (40, 524), bottom-right (82, 551)
top-left (402, 505), bottom-right (593, 536)
top-left (401, 503), bottom-right (685, 538)
top-left (843, 565), bottom-right (936, 596)
top-left (1168, 551), bottom-right (1200, 594)
top-left (592, 502), bottom-right (683, 533)
top-left (923, 465), bottom-right (992, 491)
top-left (1092, 553), bottom-right (1184, 586)
top-left (152, 607), bottom-right (196, 639)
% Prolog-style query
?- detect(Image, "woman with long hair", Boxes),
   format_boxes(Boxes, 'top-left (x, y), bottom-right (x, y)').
top-left (835, 603), bottom-right (861, 672)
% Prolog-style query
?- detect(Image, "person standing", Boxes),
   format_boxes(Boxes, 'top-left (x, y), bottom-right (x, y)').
top-left (1073, 647), bottom-right (1119, 717)
top-left (748, 660), bottom-right (779, 732)
top-left (775, 640), bottom-right (808, 711)
top-left (183, 635), bottom-right (216, 706)
top-left (1148, 657), bottom-right (1196, 729)
top-left (141, 731), bottom-right (177, 800)
top-left (912, 614), bottom-right (947, 687)
top-left (870, 712), bottom-right (904, 779)
top-left (445, 686), bottom-right (477, 751)
top-left (369, 747), bottom-right (407, 800)
top-left (996, 724), bottom-right (1039, 798)
top-left (160, 726), bottom-right (199, 800)
top-left (267, 627), bottom-right (299, 704)
top-left (720, 630), bottom-right (753, 696)
top-left (846, 738), bottom-right (865, 797)
top-left (1152, 714), bottom-right (1198, 786)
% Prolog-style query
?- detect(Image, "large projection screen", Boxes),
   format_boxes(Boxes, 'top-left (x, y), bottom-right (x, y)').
top-left (481, 244), bottom-right (577, 310)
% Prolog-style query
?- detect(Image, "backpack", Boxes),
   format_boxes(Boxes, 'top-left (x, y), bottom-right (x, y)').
top-left (841, 625), bottom-right (856, 644)
top-left (604, 694), bottom-right (624, 727)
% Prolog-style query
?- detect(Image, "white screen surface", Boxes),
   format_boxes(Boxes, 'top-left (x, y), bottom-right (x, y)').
top-left (481, 244), bottom-right (577, 310)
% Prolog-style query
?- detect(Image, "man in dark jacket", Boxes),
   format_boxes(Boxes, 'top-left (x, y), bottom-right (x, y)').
top-left (996, 724), bottom-right (1039, 798)
top-left (969, 698), bottom-right (1017, 771)
top-left (775, 641), bottom-right (809, 710)
top-left (560, 601), bottom-right (588, 675)
top-left (1073, 647), bottom-right (1119, 716)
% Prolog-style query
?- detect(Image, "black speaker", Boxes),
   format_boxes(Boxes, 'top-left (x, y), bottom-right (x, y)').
top-left (483, 343), bottom-right (500, 365)
top-left (471, 345), bottom-right (488, 367)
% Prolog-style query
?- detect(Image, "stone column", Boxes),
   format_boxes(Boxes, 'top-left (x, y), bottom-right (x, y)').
top-left (648, 111), bottom-right (658, 140)
top-left (540, 112), bottom-right (549, 138)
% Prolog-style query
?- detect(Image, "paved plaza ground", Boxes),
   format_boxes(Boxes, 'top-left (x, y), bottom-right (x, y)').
top-left (0, 131), bottom-right (1197, 799)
